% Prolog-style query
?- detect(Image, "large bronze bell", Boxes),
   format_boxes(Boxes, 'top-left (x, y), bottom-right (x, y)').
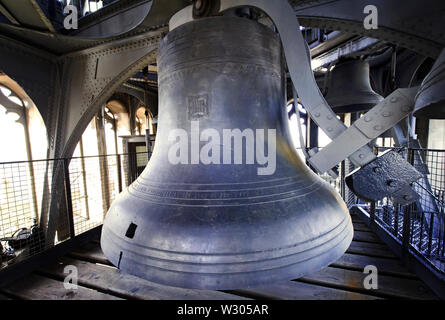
top-left (414, 50), bottom-right (445, 119)
top-left (101, 16), bottom-right (353, 290)
top-left (324, 59), bottom-right (383, 114)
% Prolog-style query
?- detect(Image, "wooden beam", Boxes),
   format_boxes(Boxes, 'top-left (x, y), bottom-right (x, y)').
top-left (39, 257), bottom-right (249, 300)
top-left (0, 273), bottom-right (121, 300)
top-left (235, 281), bottom-right (379, 300)
top-left (332, 253), bottom-right (417, 278)
top-left (300, 266), bottom-right (437, 300)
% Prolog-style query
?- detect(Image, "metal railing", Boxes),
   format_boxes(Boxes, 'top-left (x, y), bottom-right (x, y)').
top-left (360, 147), bottom-right (445, 274)
top-left (0, 152), bottom-right (148, 271)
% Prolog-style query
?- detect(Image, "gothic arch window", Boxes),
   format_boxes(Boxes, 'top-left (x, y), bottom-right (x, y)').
top-left (0, 76), bottom-right (48, 238)
top-left (136, 104), bottom-right (153, 135)
top-left (0, 84), bottom-right (29, 163)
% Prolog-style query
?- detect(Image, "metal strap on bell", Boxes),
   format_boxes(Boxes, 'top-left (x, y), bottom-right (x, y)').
top-left (101, 16), bottom-right (353, 290)
top-left (324, 59), bottom-right (383, 114)
top-left (414, 49), bottom-right (445, 119)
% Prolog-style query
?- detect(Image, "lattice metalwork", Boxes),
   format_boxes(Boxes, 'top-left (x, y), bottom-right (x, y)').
top-left (369, 147), bottom-right (445, 273)
top-left (0, 152), bottom-right (148, 271)
top-left (0, 159), bottom-right (56, 268)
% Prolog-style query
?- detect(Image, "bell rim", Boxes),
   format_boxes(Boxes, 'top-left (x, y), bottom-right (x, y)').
top-left (100, 212), bottom-right (353, 289)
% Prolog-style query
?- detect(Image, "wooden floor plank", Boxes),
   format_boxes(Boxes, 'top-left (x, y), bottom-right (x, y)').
top-left (75, 237), bottom-right (414, 280)
top-left (0, 274), bottom-right (121, 300)
top-left (300, 266), bottom-right (436, 300)
top-left (70, 243), bottom-right (384, 300)
top-left (236, 281), bottom-right (380, 300)
top-left (38, 257), bottom-right (248, 300)
top-left (351, 217), bottom-right (370, 228)
top-left (349, 239), bottom-right (393, 251)
top-left (353, 230), bottom-right (383, 244)
top-left (70, 242), bottom-right (110, 265)
top-left (347, 241), bottom-right (397, 259)
top-left (1, 206), bottom-right (436, 301)
top-left (69, 242), bottom-right (394, 300)
top-left (331, 253), bottom-right (416, 278)
top-left (353, 224), bottom-right (372, 232)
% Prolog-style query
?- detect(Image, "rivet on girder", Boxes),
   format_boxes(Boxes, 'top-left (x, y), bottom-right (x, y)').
top-left (402, 105), bottom-right (411, 112)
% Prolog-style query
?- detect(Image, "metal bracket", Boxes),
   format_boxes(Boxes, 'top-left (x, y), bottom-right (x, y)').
top-left (308, 87), bottom-right (418, 174)
top-left (345, 150), bottom-right (423, 205)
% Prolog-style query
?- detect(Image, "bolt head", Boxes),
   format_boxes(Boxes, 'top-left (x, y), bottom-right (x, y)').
top-left (387, 180), bottom-right (397, 188)
top-left (401, 106), bottom-right (411, 112)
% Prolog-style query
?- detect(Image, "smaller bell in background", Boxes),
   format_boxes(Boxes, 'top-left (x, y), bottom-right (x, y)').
top-left (324, 58), bottom-right (383, 114)
top-left (414, 50), bottom-right (445, 119)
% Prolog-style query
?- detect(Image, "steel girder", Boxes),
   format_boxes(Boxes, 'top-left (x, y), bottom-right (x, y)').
top-left (0, 0), bottom-right (55, 31)
top-left (292, 0), bottom-right (445, 58)
top-left (0, 27), bottom-right (166, 244)
top-left (40, 28), bottom-right (165, 244)
top-left (117, 84), bottom-right (159, 116)
top-left (0, 0), bottom-right (443, 58)
top-left (58, 30), bottom-right (163, 156)
top-left (0, 35), bottom-right (57, 139)
top-left (116, 85), bottom-right (146, 107)
top-left (0, 0), bottom-right (189, 54)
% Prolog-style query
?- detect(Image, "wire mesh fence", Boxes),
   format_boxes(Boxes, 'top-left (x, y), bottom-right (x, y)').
top-left (365, 147), bottom-right (445, 273)
top-left (0, 152), bottom-right (148, 271)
